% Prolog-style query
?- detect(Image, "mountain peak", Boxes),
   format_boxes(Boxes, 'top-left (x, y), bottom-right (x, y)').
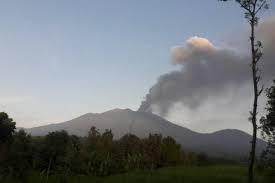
top-left (103, 108), bottom-right (133, 114)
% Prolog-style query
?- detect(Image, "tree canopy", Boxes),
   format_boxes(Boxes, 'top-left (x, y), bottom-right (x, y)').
top-left (0, 112), bottom-right (16, 144)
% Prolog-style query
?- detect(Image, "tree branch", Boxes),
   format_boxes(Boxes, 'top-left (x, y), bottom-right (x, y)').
top-left (255, 1), bottom-right (267, 15)
top-left (236, 1), bottom-right (253, 13)
top-left (258, 85), bottom-right (264, 96)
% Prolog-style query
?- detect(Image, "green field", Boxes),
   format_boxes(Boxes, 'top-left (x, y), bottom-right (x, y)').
top-left (2, 166), bottom-right (274, 183)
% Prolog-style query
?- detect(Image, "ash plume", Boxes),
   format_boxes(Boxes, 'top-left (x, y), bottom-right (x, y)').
top-left (139, 18), bottom-right (275, 116)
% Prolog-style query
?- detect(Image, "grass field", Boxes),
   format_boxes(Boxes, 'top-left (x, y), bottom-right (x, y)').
top-left (2, 166), bottom-right (274, 183)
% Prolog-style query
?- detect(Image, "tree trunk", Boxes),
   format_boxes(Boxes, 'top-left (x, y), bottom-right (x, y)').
top-left (46, 157), bottom-right (52, 183)
top-left (248, 14), bottom-right (258, 183)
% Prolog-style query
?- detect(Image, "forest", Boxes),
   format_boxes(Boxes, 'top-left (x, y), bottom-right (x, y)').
top-left (0, 115), bottom-right (211, 179)
top-left (0, 117), bottom-right (274, 183)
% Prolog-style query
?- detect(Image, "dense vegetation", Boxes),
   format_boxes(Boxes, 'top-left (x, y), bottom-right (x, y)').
top-left (0, 113), bottom-right (212, 182)
top-left (260, 80), bottom-right (275, 168)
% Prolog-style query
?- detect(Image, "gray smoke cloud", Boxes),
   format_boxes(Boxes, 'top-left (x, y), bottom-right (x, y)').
top-left (139, 17), bottom-right (275, 117)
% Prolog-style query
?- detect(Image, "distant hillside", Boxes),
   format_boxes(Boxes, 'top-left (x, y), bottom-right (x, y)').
top-left (25, 108), bottom-right (266, 158)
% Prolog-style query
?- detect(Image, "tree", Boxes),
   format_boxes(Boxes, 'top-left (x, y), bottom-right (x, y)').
top-left (64, 135), bottom-right (84, 174)
top-left (86, 126), bottom-right (101, 151)
top-left (0, 112), bottom-right (16, 167)
top-left (42, 130), bottom-right (70, 176)
top-left (100, 129), bottom-right (114, 153)
top-left (95, 129), bottom-right (114, 176)
top-left (161, 136), bottom-right (181, 166)
top-left (4, 130), bottom-right (32, 179)
top-left (0, 112), bottom-right (16, 144)
top-left (143, 134), bottom-right (163, 169)
top-left (260, 79), bottom-right (275, 168)
top-left (117, 134), bottom-right (143, 171)
top-left (220, 1), bottom-right (269, 182)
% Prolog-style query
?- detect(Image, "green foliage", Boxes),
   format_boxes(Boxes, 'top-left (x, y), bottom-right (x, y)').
top-left (260, 80), bottom-right (275, 169)
top-left (0, 112), bottom-right (18, 178)
top-left (261, 80), bottom-right (275, 136)
top-left (0, 112), bottom-right (16, 144)
top-left (0, 130), bottom-right (32, 179)
top-left (161, 136), bottom-right (182, 166)
top-left (42, 130), bottom-right (71, 174)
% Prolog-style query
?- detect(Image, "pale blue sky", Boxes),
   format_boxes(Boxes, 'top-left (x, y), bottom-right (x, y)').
top-left (0, 0), bottom-right (274, 129)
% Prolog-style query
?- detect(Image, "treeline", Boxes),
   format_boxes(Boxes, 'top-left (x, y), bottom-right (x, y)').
top-left (0, 114), bottom-right (207, 180)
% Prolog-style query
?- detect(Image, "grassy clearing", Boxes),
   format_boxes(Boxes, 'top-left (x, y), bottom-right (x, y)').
top-left (2, 165), bottom-right (274, 183)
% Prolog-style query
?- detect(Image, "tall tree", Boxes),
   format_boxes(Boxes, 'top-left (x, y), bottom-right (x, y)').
top-left (220, 1), bottom-right (269, 182)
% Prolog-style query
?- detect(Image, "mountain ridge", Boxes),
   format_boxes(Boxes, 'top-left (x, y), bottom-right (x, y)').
top-left (24, 108), bottom-right (266, 158)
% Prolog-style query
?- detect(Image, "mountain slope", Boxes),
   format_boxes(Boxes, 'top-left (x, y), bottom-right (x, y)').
top-left (25, 108), bottom-right (266, 158)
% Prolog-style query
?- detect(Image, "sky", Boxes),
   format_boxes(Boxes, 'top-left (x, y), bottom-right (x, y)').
top-left (0, 0), bottom-right (274, 133)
